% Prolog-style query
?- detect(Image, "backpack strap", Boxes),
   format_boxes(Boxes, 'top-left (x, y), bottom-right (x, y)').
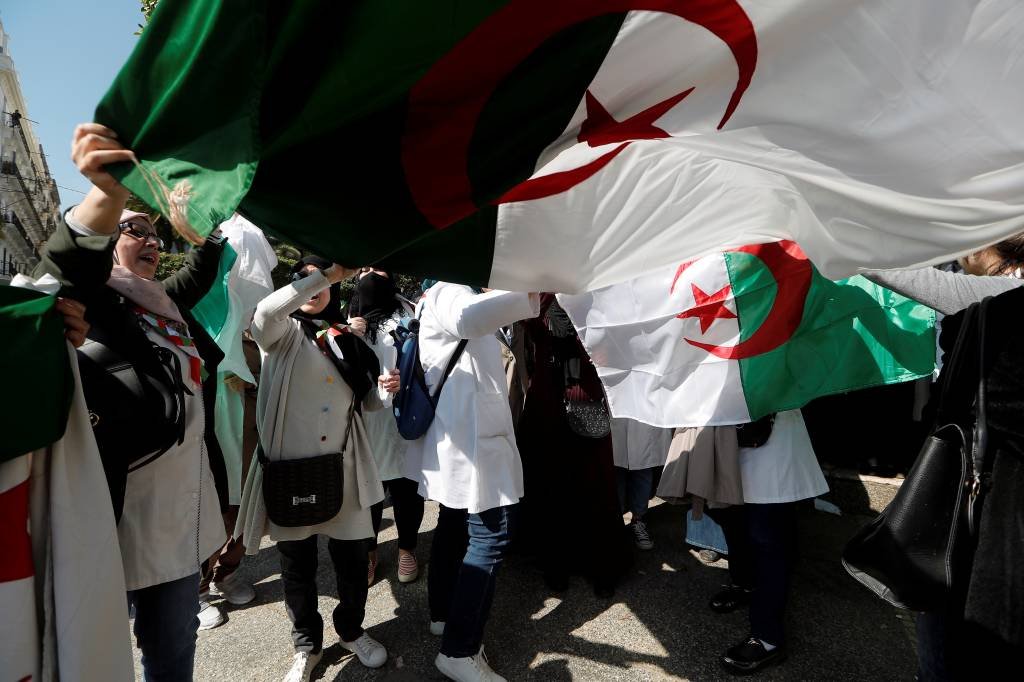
top-left (430, 338), bottom-right (469, 406)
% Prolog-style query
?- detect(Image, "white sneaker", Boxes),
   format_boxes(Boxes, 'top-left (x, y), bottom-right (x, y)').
top-left (339, 633), bottom-right (387, 669)
top-left (210, 571), bottom-right (256, 606)
top-left (197, 597), bottom-right (226, 630)
top-left (631, 519), bottom-right (654, 550)
top-left (283, 650), bottom-right (323, 682)
top-left (429, 620), bottom-right (446, 636)
top-left (435, 650), bottom-right (506, 682)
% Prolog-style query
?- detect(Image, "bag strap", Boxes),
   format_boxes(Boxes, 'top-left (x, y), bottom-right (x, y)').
top-left (935, 302), bottom-right (981, 420)
top-left (340, 396), bottom-right (357, 455)
top-left (257, 396), bottom-right (358, 463)
top-left (415, 298), bottom-right (470, 402)
top-left (971, 296), bottom-right (990, 485)
top-left (430, 338), bottom-right (469, 405)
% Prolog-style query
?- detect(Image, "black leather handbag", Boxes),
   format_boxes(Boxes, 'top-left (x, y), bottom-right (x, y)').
top-left (259, 400), bottom-right (354, 527)
top-left (76, 329), bottom-right (190, 521)
top-left (842, 297), bottom-right (991, 611)
top-left (735, 413), bottom-right (775, 448)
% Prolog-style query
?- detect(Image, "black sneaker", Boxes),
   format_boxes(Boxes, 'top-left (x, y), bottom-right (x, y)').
top-left (709, 585), bottom-right (753, 613)
top-left (720, 637), bottom-right (786, 675)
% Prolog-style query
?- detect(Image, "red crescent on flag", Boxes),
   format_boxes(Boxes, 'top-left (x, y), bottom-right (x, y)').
top-left (674, 241), bottom-right (813, 360)
top-left (402, 0), bottom-right (758, 229)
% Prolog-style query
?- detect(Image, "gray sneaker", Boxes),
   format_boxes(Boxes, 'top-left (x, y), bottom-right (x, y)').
top-left (631, 519), bottom-right (654, 550)
top-left (210, 571), bottom-right (256, 606)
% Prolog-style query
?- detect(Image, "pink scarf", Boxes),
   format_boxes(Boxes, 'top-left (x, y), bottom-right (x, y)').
top-left (106, 264), bottom-right (185, 323)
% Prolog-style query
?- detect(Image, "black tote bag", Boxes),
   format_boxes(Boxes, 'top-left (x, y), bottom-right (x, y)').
top-left (841, 297), bottom-right (991, 611)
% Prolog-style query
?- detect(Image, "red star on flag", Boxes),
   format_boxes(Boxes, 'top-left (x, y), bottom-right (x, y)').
top-left (676, 283), bottom-right (737, 334)
top-left (577, 87), bottom-right (694, 147)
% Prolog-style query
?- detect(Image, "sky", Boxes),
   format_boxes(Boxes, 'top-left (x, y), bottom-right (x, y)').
top-left (2, 1), bottom-right (141, 210)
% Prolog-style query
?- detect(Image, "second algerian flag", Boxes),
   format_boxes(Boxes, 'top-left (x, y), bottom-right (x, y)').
top-left (558, 241), bottom-right (935, 426)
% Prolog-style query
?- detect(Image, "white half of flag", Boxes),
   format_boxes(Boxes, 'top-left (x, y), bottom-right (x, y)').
top-left (492, 1), bottom-right (1024, 293)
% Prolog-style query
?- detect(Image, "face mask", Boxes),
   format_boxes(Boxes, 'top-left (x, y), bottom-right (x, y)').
top-left (355, 273), bottom-right (397, 314)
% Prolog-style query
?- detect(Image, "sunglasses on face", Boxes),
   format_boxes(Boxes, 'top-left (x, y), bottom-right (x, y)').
top-left (119, 222), bottom-right (165, 250)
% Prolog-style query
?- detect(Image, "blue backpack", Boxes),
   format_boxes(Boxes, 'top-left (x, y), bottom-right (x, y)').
top-left (391, 315), bottom-right (468, 440)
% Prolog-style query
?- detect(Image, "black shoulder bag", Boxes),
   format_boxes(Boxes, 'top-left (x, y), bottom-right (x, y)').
top-left (735, 413), bottom-right (775, 448)
top-left (76, 318), bottom-right (191, 521)
top-left (842, 297), bottom-right (992, 611)
top-left (258, 399), bottom-right (355, 527)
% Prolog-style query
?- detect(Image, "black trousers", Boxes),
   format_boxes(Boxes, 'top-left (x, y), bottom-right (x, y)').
top-left (277, 535), bottom-right (369, 652)
top-left (708, 503), bottom-right (798, 647)
top-left (369, 477), bottom-right (425, 552)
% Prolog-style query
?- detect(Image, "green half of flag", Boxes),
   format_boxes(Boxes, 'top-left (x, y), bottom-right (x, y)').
top-left (95, 0), bottom-right (628, 284)
top-left (724, 251), bottom-right (936, 420)
top-left (191, 242), bottom-right (238, 339)
top-left (0, 287), bottom-right (73, 462)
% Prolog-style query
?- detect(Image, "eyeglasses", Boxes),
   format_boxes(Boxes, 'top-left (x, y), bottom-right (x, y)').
top-left (119, 222), bottom-right (165, 250)
top-left (290, 270), bottom-right (312, 283)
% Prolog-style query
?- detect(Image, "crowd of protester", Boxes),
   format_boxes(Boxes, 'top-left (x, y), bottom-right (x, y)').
top-left (24, 122), bottom-right (1024, 681)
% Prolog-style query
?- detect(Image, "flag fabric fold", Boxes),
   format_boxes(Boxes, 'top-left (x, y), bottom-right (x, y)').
top-left (98, 0), bottom-right (1024, 291)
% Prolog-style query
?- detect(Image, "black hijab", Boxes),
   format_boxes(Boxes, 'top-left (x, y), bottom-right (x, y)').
top-left (289, 256), bottom-right (379, 404)
top-left (348, 270), bottom-right (401, 343)
top-left (348, 271), bottom-right (399, 319)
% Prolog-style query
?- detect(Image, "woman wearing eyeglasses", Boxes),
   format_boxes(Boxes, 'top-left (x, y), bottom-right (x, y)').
top-left (34, 123), bottom-right (232, 681)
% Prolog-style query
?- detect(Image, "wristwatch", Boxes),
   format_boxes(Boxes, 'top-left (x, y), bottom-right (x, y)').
top-left (206, 228), bottom-right (227, 245)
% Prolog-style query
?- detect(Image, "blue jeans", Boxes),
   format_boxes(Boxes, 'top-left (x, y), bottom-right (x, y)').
top-left (127, 572), bottom-right (200, 682)
top-left (616, 466), bottom-right (656, 519)
top-left (916, 611), bottom-right (954, 681)
top-left (686, 509), bottom-right (729, 555)
top-left (428, 503), bottom-right (517, 658)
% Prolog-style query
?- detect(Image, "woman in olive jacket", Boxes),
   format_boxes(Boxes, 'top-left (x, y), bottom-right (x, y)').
top-left (34, 123), bottom-right (229, 680)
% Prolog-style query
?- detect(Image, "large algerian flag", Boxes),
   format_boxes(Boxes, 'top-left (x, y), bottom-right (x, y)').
top-left (98, 0), bottom-right (1024, 291)
top-left (558, 241), bottom-right (935, 426)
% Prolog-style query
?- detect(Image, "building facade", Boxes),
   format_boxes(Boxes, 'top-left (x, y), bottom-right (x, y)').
top-left (0, 17), bottom-right (61, 283)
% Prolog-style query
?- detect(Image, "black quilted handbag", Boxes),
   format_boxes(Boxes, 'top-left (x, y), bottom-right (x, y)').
top-left (259, 400), bottom-right (354, 527)
top-left (842, 297), bottom-right (991, 611)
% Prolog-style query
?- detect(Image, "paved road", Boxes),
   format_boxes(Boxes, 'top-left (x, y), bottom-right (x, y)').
top-left (136, 500), bottom-right (917, 681)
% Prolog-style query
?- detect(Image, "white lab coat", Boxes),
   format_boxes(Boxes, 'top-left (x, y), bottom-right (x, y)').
top-left (738, 410), bottom-right (828, 504)
top-left (403, 284), bottom-right (539, 514)
top-left (358, 299), bottom-right (416, 482)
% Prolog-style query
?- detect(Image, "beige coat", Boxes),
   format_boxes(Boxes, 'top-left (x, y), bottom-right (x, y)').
top-left (657, 425), bottom-right (744, 507)
top-left (235, 272), bottom-right (384, 551)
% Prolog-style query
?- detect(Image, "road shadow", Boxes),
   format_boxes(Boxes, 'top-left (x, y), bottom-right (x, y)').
top-left (271, 499), bottom-right (919, 681)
